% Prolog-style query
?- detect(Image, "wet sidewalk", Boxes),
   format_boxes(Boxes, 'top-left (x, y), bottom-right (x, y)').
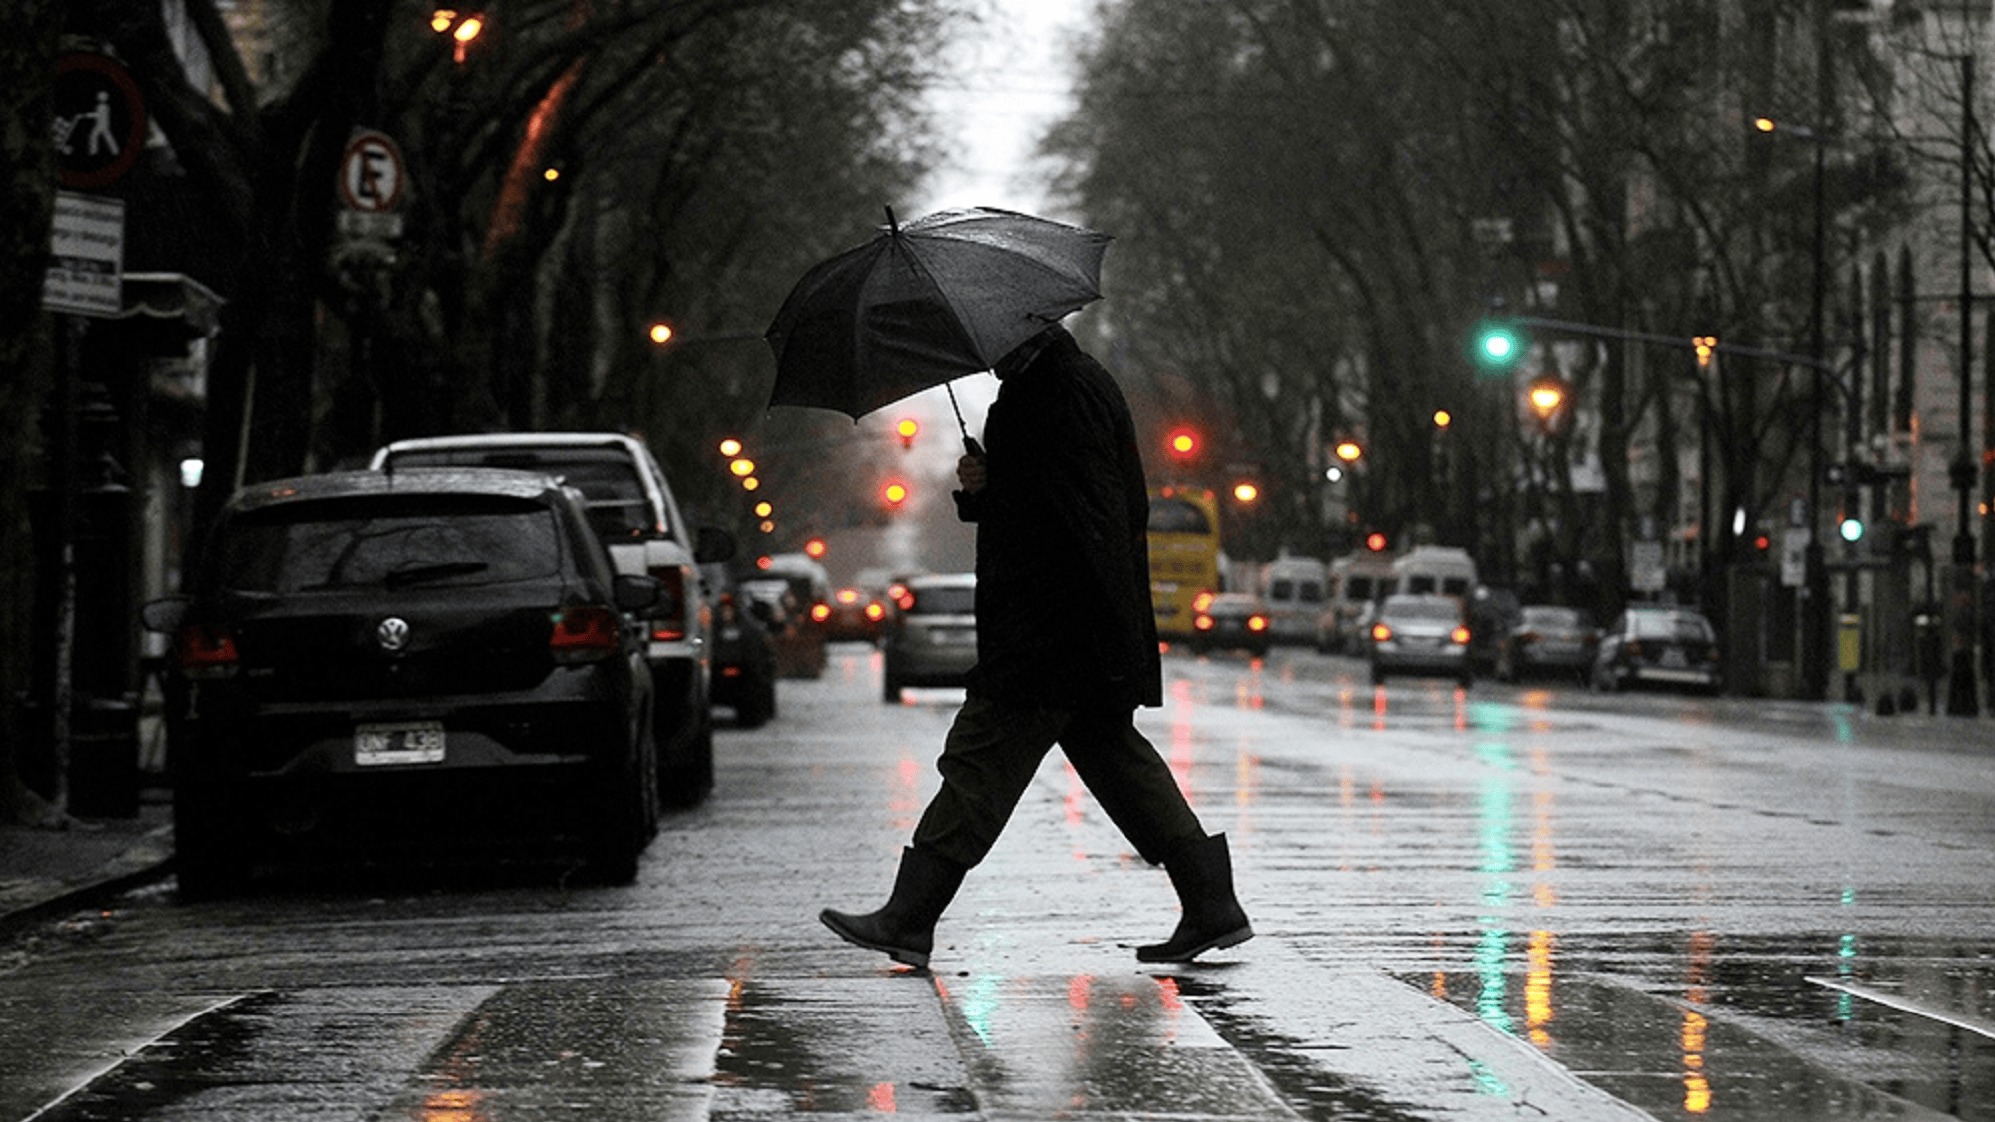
top-left (0, 786), bottom-right (175, 936)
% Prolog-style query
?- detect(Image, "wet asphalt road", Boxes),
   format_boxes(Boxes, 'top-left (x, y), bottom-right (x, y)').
top-left (2, 642), bottom-right (1992, 1121)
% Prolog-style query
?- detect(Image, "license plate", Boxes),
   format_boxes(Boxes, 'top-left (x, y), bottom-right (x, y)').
top-left (934, 627), bottom-right (976, 645)
top-left (355, 721), bottom-right (446, 766)
top-left (1660, 648), bottom-right (1689, 669)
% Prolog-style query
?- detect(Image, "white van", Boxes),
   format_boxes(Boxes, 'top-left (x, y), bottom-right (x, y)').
top-left (1391, 546), bottom-right (1479, 599)
top-left (1260, 555), bottom-right (1328, 645)
top-left (1320, 552), bottom-right (1398, 652)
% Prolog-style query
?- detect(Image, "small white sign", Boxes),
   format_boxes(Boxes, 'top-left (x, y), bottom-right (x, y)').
top-left (1781, 529), bottom-right (1810, 588)
top-left (1630, 540), bottom-right (1665, 592)
top-left (43, 191), bottom-right (124, 317)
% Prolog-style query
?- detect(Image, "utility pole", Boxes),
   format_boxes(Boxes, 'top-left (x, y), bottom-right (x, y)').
top-left (1948, 54), bottom-right (1981, 716)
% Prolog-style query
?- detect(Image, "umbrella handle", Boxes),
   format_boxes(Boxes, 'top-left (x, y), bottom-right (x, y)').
top-left (964, 436), bottom-right (984, 457)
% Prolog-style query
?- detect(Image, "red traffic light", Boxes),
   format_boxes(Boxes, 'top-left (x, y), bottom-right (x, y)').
top-left (1166, 426), bottom-right (1200, 460)
top-left (1365, 531), bottom-right (1389, 553)
top-left (804, 537), bottom-right (828, 558)
top-left (896, 418), bottom-right (918, 449)
top-left (882, 480), bottom-right (909, 508)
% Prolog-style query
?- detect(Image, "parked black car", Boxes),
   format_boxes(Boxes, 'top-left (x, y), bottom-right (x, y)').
top-left (370, 432), bottom-right (733, 806)
top-left (144, 469), bottom-right (663, 895)
top-left (1591, 606), bottom-right (1723, 695)
top-left (711, 589), bottom-right (777, 727)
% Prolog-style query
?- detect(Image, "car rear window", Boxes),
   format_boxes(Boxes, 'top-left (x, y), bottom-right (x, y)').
top-left (1629, 612), bottom-right (1714, 642)
top-left (213, 495), bottom-right (563, 593)
top-left (385, 447), bottom-right (661, 538)
top-left (906, 586), bottom-right (976, 614)
top-left (1386, 599), bottom-right (1460, 621)
top-left (1524, 607), bottom-right (1585, 629)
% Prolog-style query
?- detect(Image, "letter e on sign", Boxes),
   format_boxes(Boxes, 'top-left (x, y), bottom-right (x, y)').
top-left (338, 131), bottom-right (407, 213)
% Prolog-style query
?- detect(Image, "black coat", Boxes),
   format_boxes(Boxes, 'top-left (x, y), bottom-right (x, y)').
top-left (954, 328), bottom-right (1163, 709)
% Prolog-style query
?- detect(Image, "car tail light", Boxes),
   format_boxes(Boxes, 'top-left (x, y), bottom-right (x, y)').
top-left (865, 602), bottom-right (886, 622)
top-left (1192, 590), bottom-right (1216, 613)
top-left (1451, 625), bottom-right (1472, 645)
top-left (176, 623), bottom-right (240, 679)
top-left (1194, 614), bottom-right (1216, 631)
top-left (811, 603), bottom-right (831, 623)
top-left (1248, 614), bottom-right (1269, 632)
top-left (1370, 622), bottom-right (1392, 642)
top-left (647, 564), bottom-right (690, 641)
top-left (551, 606), bottom-right (621, 664)
top-left (837, 588), bottom-right (860, 605)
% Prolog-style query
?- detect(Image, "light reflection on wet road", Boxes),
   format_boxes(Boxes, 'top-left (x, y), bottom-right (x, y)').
top-left (1, 641), bottom-right (1989, 1121)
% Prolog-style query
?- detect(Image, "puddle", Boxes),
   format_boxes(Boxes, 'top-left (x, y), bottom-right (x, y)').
top-left (1412, 932), bottom-right (1995, 1121)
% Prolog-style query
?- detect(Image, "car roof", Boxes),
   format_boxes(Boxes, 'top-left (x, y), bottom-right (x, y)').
top-left (225, 467), bottom-right (565, 513)
top-left (374, 431), bottom-right (650, 456)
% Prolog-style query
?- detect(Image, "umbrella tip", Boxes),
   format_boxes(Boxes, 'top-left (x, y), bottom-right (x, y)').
top-left (885, 205), bottom-right (898, 235)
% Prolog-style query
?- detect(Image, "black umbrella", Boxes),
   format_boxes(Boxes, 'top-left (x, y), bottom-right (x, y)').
top-left (765, 206), bottom-right (1111, 443)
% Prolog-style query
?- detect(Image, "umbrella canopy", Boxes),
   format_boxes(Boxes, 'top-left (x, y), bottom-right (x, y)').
top-left (764, 207), bottom-right (1111, 424)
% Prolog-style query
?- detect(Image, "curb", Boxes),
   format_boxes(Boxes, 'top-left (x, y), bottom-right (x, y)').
top-left (0, 831), bottom-right (177, 940)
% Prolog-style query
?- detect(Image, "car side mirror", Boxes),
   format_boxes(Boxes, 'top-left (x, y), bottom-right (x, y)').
top-left (141, 597), bottom-right (188, 633)
top-left (613, 574), bottom-right (662, 613)
top-left (694, 524), bottom-right (736, 565)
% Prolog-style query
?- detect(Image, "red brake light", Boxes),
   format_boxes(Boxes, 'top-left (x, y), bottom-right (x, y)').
top-left (865, 602), bottom-right (886, 621)
top-left (176, 623), bottom-right (240, 678)
top-left (811, 603), bottom-right (831, 623)
top-left (1451, 625), bottom-right (1472, 645)
top-left (1192, 590), bottom-right (1216, 613)
top-left (837, 588), bottom-right (860, 604)
top-left (1194, 614), bottom-right (1216, 631)
top-left (551, 606), bottom-right (621, 663)
top-left (1248, 614), bottom-right (1269, 632)
top-left (647, 564), bottom-right (690, 641)
top-left (1370, 622), bottom-right (1392, 642)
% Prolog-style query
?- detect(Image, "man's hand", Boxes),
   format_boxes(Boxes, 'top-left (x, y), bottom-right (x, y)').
top-left (957, 452), bottom-right (987, 493)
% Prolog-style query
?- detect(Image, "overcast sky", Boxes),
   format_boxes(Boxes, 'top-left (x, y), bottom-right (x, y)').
top-left (911, 0), bottom-right (1091, 218)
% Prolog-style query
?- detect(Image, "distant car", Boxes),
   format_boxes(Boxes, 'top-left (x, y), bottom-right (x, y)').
top-left (1189, 592), bottom-right (1271, 657)
top-left (143, 468), bottom-right (663, 895)
top-left (1367, 593), bottom-right (1473, 687)
top-left (1466, 585), bottom-right (1522, 676)
top-left (741, 578), bottom-right (826, 679)
top-left (1497, 605), bottom-right (1599, 683)
top-left (1592, 606), bottom-right (1722, 694)
top-left (882, 573), bottom-right (978, 702)
top-left (369, 432), bottom-right (734, 806)
top-left (821, 584), bottom-right (894, 643)
top-left (710, 590), bottom-right (777, 727)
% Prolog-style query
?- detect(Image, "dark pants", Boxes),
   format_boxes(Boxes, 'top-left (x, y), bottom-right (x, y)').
top-left (911, 694), bottom-right (1204, 869)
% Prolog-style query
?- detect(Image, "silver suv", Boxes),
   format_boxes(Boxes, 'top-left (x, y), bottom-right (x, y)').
top-left (370, 432), bottom-right (733, 804)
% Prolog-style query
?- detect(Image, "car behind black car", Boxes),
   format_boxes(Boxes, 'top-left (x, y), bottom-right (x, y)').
top-left (144, 469), bottom-right (663, 894)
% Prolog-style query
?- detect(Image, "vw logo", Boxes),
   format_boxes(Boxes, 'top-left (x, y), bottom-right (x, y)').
top-left (376, 617), bottom-right (411, 652)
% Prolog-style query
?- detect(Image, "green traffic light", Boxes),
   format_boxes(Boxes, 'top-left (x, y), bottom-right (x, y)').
top-left (1839, 517), bottom-right (1864, 543)
top-left (1471, 320), bottom-right (1523, 373)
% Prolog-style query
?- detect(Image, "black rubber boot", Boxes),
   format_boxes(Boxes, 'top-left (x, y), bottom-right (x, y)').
top-left (1136, 833), bottom-right (1252, 962)
top-left (820, 846), bottom-right (968, 969)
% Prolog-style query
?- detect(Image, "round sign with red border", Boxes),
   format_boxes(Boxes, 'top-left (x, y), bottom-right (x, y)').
top-left (54, 53), bottom-right (147, 189)
top-left (338, 131), bottom-right (407, 213)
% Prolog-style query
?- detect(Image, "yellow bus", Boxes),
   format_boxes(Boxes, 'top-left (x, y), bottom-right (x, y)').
top-left (1147, 487), bottom-right (1222, 639)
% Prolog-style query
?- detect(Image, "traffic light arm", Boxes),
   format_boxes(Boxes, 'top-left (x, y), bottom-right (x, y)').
top-left (1506, 315), bottom-right (1831, 373)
